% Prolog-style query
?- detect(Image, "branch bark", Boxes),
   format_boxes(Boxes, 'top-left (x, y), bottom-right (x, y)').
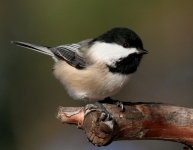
top-left (56, 102), bottom-right (193, 149)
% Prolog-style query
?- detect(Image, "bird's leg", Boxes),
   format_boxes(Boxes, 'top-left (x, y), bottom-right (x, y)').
top-left (98, 97), bottom-right (125, 112)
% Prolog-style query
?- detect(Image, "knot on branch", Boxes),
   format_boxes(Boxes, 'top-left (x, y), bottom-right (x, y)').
top-left (84, 104), bottom-right (117, 146)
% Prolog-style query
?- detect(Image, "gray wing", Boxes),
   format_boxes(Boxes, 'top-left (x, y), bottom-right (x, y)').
top-left (50, 43), bottom-right (87, 69)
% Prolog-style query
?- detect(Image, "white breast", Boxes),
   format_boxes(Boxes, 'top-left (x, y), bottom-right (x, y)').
top-left (90, 72), bottom-right (132, 101)
top-left (53, 61), bottom-right (132, 101)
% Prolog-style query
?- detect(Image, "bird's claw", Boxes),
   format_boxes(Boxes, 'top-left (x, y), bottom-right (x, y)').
top-left (84, 102), bottom-right (115, 123)
top-left (115, 100), bottom-right (125, 112)
top-left (99, 97), bottom-right (125, 112)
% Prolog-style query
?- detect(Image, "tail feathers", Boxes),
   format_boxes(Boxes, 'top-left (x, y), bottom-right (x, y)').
top-left (11, 41), bottom-right (54, 57)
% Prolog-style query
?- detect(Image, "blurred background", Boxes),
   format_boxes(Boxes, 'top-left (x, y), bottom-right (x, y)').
top-left (1, 0), bottom-right (193, 150)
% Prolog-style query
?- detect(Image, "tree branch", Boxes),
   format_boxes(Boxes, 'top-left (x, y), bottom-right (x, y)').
top-left (56, 102), bottom-right (193, 149)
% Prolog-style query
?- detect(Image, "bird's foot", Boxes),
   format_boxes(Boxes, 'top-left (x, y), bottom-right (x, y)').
top-left (115, 100), bottom-right (125, 112)
top-left (98, 97), bottom-right (125, 112)
top-left (96, 102), bottom-right (115, 121)
top-left (85, 102), bottom-right (115, 122)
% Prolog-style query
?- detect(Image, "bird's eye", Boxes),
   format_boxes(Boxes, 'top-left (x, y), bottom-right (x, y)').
top-left (123, 42), bottom-right (129, 48)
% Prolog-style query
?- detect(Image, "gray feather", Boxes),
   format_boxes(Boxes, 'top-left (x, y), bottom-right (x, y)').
top-left (11, 39), bottom-right (93, 69)
top-left (11, 41), bottom-right (54, 56)
top-left (50, 43), bottom-right (86, 69)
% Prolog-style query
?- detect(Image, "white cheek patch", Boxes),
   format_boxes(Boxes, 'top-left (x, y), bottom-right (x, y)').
top-left (89, 42), bottom-right (138, 66)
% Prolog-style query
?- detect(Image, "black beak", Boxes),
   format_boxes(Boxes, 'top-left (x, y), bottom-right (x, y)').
top-left (137, 49), bottom-right (148, 55)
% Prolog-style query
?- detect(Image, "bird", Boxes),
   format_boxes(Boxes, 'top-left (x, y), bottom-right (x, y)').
top-left (11, 27), bottom-right (148, 105)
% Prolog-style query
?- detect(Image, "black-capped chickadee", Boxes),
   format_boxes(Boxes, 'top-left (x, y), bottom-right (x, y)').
top-left (11, 27), bottom-right (148, 103)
